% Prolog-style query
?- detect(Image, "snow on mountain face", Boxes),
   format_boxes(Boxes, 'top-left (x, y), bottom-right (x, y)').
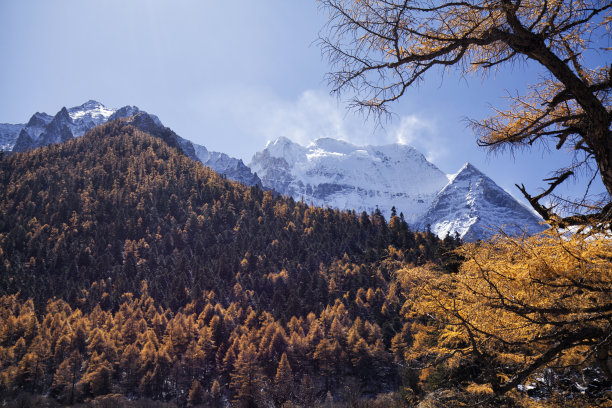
top-left (68, 100), bottom-right (115, 136)
top-left (0, 123), bottom-right (25, 151)
top-left (3, 101), bottom-right (261, 187)
top-left (251, 138), bottom-right (545, 240)
top-left (250, 137), bottom-right (449, 222)
top-left (417, 163), bottom-right (546, 241)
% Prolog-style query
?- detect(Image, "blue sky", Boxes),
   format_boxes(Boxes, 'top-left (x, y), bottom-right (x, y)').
top-left (0, 0), bottom-right (607, 207)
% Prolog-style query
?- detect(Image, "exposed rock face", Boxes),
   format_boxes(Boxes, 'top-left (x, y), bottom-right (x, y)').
top-left (194, 144), bottom-right (261, 186)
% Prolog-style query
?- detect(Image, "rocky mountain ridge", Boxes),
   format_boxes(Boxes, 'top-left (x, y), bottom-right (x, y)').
top-left (1, 101), bottom-right (260, 187)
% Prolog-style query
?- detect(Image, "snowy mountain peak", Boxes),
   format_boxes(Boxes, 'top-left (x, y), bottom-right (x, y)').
top-left (68, 100), bottom-right (114, 125)
top-left (458, 161), bottom-right (479, 174)
top-left (251, 137), bottom-right (449, 222)
top-left (264, 137), bottom-right (306, 163)
top-left (418, 161), bottom-right (546, 241)
top-left (72, 100), bottom-right (104, 111)
top-left (266, 136), bottom-right (293, 148)
top-left (447, 162), bottom-right (483, 182)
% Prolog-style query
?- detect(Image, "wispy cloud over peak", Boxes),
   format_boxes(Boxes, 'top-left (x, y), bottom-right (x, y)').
top-left (192, 86), bottom-right (446, 164)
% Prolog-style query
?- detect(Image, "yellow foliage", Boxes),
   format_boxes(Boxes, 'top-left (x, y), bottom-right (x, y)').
top-left (465, 382), bottom-right (494, 396)
top-left (409, 229), bottom-right (612, 393)
top-left (438, 328), bottom-right (466, 349)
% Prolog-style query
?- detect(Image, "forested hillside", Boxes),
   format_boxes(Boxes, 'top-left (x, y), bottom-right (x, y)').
top-left (0, 121), bottom-right (461, 406)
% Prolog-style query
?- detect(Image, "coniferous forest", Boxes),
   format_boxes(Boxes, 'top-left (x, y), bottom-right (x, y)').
top-left (1, 120), bottom-right (610, 408)
top-left (0, 121), bottom-right (468, 407)
top-left (2, 0), bottom-right (612, 407)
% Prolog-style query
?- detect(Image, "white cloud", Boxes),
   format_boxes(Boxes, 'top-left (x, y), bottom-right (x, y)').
top-left (391, 115), bottom-right (449, 162)
top-left (261, 89), bottom-right (354, 146)
top-left (190, 86), bottom-right (447, 164)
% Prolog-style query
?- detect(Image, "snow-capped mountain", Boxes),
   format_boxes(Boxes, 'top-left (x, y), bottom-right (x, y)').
top-left (250, 137), bottom-right (449, 223)
top-left (10, 100), bottom-right (155, 153)
top-left (251, 138), bottom-right (545, 241)
top-left (68, 100), bottom-right (116, 137)
top-left (417, 163), bottom-right (546, 241)
top-left (2, 101), bottom-right (260, 187)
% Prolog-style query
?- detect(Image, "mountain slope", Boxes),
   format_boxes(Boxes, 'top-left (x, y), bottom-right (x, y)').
top-left (417, 163), bottom-right (546, 241)
top-left (0, 119), bottom-right (464, 405)
top-left (0, 120), bottom-right (450, 309)
top-left (4, 100), bottom-right (261, 186)
top-left (250, 137), bottom-right (449, 222)
top-left (11, 112), bottom-right (53, 152)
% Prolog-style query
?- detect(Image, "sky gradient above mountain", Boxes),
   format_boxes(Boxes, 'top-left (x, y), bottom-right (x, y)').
top-left (0, 0), bottom-right (608, 206)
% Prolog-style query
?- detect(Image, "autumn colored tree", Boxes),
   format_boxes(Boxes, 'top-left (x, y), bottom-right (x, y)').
top-left (314, 337), bottom-right (346, 391)
top-left (187, 379), bottom-right (206, 407)
top-left (17, 334), bottom-right (51, 392)
top-left (210, 379), bottom-right (222, 407)
top-left (80, 351), bottom-right (113, 397)
top-left (403, 229), bottom-right (611, 395)
top-left (230, 343), bottom-right (265, 408)
top-left (119, 343), bottom-right (140, 393)
top-left (273, 352), bottom-right (294, 405)
top-left (320, 0), bottom-right (611, 226)
top-left (52, 350), bottom-right (82, 404)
